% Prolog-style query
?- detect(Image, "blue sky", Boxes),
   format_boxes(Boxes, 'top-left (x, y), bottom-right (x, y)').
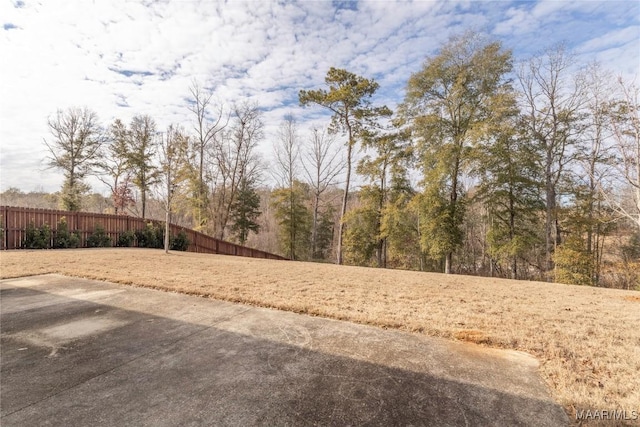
top-left (1, 0), bottom-right (638, 193)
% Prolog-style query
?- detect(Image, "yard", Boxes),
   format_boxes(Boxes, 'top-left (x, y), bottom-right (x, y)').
top-left (1, 248), bottom-right (638, 423)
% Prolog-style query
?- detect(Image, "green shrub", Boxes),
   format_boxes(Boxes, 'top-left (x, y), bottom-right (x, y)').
top-left (116, 230), bottom-right (135, 247)
top-left (86, 224), bottom-right (112, 248)
top-left (554, 235), bottom-right (593, 286)
top-left (23, 222), bottom-right (51, 249)
top-left (53, 217), bottom-right (80, 249)
top-left (135, 222), bottom-right (164, 248)
top-left (170, 230), bottom-right (190, 251)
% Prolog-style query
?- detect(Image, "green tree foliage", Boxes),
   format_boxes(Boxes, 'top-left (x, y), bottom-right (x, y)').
top-left (127, 115), bottom-right (160, 219)
top-left (44, 107), bottom-right (103, 211)
top-left (402, 32), bottom-right (513, 273)
top-left (230, 177), bottom-right (261, 245)
top-left (381, 185), bottom-right (423, 270)
top-left (414, 183), bottom-right (466, 272)
top-left (344, 130), bottom-right (412, 268)
top-left (59, 180), bottom-right (91, 213)
top-left (554, 233), bottom-right (594, 286)
top-left (98, 119), bottom-right (134, 215)
top-left (343, 187), bottom-right (381, 267)
top-left (159, 125), bottom-right (190, 253)
top-left (477, 122), bottom-right (544, 279)
top-left (313, 208), bottom-right (336, 260)
top-left (271, 181), bottom-right (312, 260)
top-left (300, 67), bottom-right (391, 264)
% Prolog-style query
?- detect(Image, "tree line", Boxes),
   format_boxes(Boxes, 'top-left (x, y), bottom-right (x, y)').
top-left (39, 32), bottom-right (639, 288)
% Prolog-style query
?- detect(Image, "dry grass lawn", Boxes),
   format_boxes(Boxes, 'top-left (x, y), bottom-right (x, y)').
top-left (1, 248), bottom-right (639, 424)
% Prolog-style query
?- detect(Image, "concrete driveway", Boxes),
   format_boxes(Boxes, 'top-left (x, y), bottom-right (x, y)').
top-left (1, 274), bottom-right (568, 426)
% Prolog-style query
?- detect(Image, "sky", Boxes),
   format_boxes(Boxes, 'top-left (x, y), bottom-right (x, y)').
top-left (1, 0), bottom-right (639, 194)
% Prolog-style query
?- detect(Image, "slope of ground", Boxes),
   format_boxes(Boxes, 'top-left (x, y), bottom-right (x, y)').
top-left (1, 248), bottom-right (639, 423)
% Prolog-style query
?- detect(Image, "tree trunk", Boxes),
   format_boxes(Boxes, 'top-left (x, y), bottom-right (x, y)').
top-left (337, 139), bottom-right (353, 265)
top-left (141, 188), bottom-right (147, 219)
top-left (164, 203), bottom-right (170, 254)
top-left (545, 167), bottom-right (555, 279)
top-left (509, 187), bottom-right (517, 280)
top-left (311, 193), bottom-right (319, 259)
top-left (376, 238), bottom-right (383, 268)
top-left (445, 252), bottom-right (452, 274)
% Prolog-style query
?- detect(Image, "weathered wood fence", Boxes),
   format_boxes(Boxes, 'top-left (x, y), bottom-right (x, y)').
top-left (0, 206), bottom-right (287, 260)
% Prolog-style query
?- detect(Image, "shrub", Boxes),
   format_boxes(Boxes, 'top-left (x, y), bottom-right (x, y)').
top-left (116, 230), bottom-right (135, 247)
top-left (53, 217), bottom-right (80, 249)
top-left (23, 221), bottom-right (51, 249)
top-left (86, 224), bottom-right (112, 248)
top-left (135, 222), bottom-right (164, 248)
top-left (170, 230), bottom-right (190, 251)
top-left (554, 234), bottom-right (594, 286)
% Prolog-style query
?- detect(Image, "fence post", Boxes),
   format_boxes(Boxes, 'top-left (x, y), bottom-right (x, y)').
top-left (1, 206), bottom-right (7, 250)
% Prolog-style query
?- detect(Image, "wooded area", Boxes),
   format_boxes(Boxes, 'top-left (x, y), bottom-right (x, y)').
top-left (12, 32), bottom-right (639, 289)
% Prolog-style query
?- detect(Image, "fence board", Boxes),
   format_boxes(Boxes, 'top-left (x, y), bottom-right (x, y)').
top-left (0, 206), bottom-right (287, 261)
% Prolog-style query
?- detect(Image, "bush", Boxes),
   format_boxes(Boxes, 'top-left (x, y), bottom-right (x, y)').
top-left (135, 222), bottom-right (164, 248)
top-left (53, 217), bottom-right (80, 249)
top-left (86, 224), bottom-right (112, 248)
top-left (23, 222), bottom-right (51, 249)
top-left (116, 230), bottom-right (135, 247)
top-left (170, 230), bottom-right (190, 251)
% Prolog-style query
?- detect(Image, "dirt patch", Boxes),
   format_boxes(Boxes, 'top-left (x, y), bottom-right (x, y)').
top-left (623, 295), bottom-right (640, 302)
top-left (453, 329), bottom-right (490, 344)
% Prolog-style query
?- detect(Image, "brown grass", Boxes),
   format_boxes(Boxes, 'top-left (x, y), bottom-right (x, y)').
top-left (2, 248), bottom-right (639, 424)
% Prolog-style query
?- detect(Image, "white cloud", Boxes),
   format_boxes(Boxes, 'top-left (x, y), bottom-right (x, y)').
top-left (0, 0), bottom-right (638, 193)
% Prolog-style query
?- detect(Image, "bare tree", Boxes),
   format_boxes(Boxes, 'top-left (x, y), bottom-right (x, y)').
top-left (272, 115), bottom-right (304, 259)
top-left (607, 78), bottom-right (640, 229)
top-left (517, 44), bottom-right (586, 278)
top-left (44, 106), bottom-right (103, 211)
top-left (273, 115), bottom-right (300, 188)
top-left (187, 80), bottom-right (228, 230)
top-left (573, 62), bottom-right (617, 283)
top-left (302, 127), bottom-right (344, 259)
top-left (210, 102), bottom-right (263, 239)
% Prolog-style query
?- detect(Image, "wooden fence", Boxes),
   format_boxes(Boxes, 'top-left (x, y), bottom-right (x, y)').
top-left (0, 206), bottom-right (288, 260)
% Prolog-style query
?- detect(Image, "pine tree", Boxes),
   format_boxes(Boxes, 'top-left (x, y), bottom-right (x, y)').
top-left (271, 180), bottom-right (312, 260)
top-left (299, 68), bottom-right (391, 264)
top-left (230, 177), bottom-right (261, 245)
